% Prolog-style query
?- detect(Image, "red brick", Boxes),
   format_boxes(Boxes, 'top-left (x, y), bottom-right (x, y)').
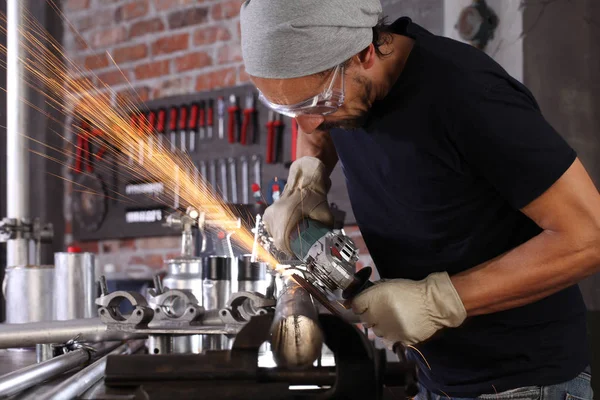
top-left (93, 26), bottom-right (127, 48)
top-left (117, 86), bottom-right (151, 106)
top-left (70, 241), bottom-right (100, 253)
top-left (238, 65), bottom-right (250, 82)
top-left (76, 9), bottom-right (113, 32)
top-left (65, 0), bottom-right (90, 12)
top-left (152, 76), bottom-right (193, 98)
top-left (193, 26), bottom-right (231, 46)
top-left (165, 252), bottom-right (181, 261)
top-left (69, 75), bottom-right (96, 93)
top-left (98, 69), bottom-right (130, 86)
top-left (129, 18), bottom-right (165, 39)
top-left (134, 60), bottom-right (170, 80)
top-left (212, 0), bottom-right (241, 20)
top-left (120, 239), bottom-right (137, 250)
top-left (84, 53), bottom-right (109, 70)
top-left (115, 0), bottom-right (150, 22)
top-left (168, 7), bottom-right (208, 29)
top-left (195, 67), bottom-right (236, 91)
top-left (136, 236), bottom-right (181, 249)
top-left (151, 33), bottom-right (189, 55)
top-left (75, 37), bottom-right (88, 51)
top-left (112, 44), bottom-right (148, 64)
top-left (154, 0), bottom-right (194, 11)
top-left (101, 240), bottom-right (120, 253)
top-left (127, 254), bottom-right (164, 269)
top-left (217, 43), bottom-right (242, 64)
top-left (175, 51), bottom-right (212, 72)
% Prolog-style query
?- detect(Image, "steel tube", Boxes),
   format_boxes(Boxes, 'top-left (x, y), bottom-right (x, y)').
top-left (0, 348), bottom-right (90, 398)
top-left (4, 265), bottom-right (54, 323)
top-left (6, 0), bottom-right (30, 267)
top-left (34, 340), bottom-right (145, 400)
top-left (0, 318), bottom-right (144, 348)
top-left (269, 275), bottom-right (324, 369)
top-left (203, 256), bottom-right (232, 350)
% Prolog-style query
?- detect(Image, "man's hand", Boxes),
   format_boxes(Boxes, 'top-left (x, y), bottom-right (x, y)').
top-left (262, 157), bottom-right (334, 255)
top-left (351, 272), bottom-right (467, 346)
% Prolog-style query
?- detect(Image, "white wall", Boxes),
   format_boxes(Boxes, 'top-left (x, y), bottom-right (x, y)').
top-left (443, 0), bottom-right (523, 82)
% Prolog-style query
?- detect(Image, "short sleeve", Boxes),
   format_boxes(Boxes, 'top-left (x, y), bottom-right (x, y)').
top-left (447, 81), bottom-right (576, 209)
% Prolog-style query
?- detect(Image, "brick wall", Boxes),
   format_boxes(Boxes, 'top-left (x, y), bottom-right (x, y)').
top-left (61, 0), bottom-right (375, 279)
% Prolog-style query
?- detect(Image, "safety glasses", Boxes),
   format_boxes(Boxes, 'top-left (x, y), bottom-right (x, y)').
top-left (257, 64), bottom-right (345, 118)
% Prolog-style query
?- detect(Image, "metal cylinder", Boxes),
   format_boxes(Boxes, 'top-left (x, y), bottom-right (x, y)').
top-left (203, 256), bottom-right (232, 350)
top-left (162, 257), bottom-right (203, 354)
top-left (0, 347), bottom-right (91, 398)
top-left (36, 344), bottom-right (54, 363)
top-left (30, 340), bottom-right (146, 400)
top-left (53, 252), bottom-right (96, 320)
top-left (238, 254), bottom-right (267, 294)
top-left (3, 265), bottom-right (54, 324)
top-left (6, 0), bottom-right (30, 268)
top-left (269, 275), bottom-right (324, 369)
top-left (0, 318), bottom-right (145, 348)
top-left (148, 335), bottom-right (173, 355)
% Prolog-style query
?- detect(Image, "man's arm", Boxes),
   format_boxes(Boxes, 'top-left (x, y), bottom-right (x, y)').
top-left (452, 158), bottom-right (600, 316)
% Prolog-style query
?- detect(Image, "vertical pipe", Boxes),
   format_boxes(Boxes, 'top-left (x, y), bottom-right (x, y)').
top-left (6, 0), bottom-right (30, 267)
top-left (53, 252), bottom-right (96, 320)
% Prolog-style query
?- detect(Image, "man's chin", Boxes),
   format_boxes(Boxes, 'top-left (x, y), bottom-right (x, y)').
top-left (318, 116), bottom-right (367, 131)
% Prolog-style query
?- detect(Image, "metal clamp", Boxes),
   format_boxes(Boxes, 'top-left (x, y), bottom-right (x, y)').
top-left (219, 291), bottom-right (276, 324)
top-left (96, 276), bottom-right (154, 327)
top-left (148, 287), bottom-right (203, 322)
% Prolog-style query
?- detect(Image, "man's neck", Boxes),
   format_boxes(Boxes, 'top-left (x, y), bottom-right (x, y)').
top-left (375, 34), bottom-right (415, 100)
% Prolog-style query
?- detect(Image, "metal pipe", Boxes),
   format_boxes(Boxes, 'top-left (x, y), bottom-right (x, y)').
top-left (4, 264), bottom-right (54, 323)
top-left (0, 348), bottom-right (90, 398)
top-left (6, 0), bottom-right (30, 267)
top-left (269, 275), bottom-right (324, 369)
top-left (203, 256), bottom-right (232, 350)
top-left (34, 340), bottom-right (146, 400)
top-left (0, 318), bottom-right (145, 348)
top-left (148, 335), bottom-right (172, 355)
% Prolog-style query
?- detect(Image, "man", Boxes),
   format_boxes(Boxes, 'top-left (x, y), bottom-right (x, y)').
top-left (240, 1), bottom-right (599, 398)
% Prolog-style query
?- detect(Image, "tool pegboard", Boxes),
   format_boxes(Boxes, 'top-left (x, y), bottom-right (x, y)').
top-left (72, 84), bottom-right (354, 241)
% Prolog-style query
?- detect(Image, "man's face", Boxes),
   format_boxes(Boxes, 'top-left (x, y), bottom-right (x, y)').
top-left (251, 64), bottom-right (374, 133)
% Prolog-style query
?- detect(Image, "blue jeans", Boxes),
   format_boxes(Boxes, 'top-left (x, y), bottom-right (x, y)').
top-left (416, 368), bottom-right (593, 400)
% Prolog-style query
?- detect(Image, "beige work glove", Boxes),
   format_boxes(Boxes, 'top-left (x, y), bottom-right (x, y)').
top-left (351, 272), bottom-right (467, 347)
top-left (262, 156), bottom-right (334, 255)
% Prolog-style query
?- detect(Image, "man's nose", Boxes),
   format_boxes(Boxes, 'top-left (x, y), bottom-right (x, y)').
top-left (295, 115), bottom-right (325, 134)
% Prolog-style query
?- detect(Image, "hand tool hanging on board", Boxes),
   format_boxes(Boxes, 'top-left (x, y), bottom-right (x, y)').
top-left (147, 110), bottom-right (157, 158)
top-left (228, 94), bottom-right (240, 144)
top-left (178, 105), bottom-right (189, 152)
top-left (200, 161), bottom-right (207, 183)
top-left (228, 157), bottom-right (238, 204)
top-left (291, 118), bottom-right (298, 162)
top-left (198, 101), bottom-right (206, 142)
top-left (251, 154), bottom-right (263, 204)
top-left (136, 112), bottom-right (145, 165)
top-left (156, 109), bottom-right (166, 150)
top-left (217, 97), bottom-right (225, 140)
top-left (188, 103), bottom-right (199, 152)
top-left (265, 111), bottom-right (284, 164)
top-left (207, 99), bottom-right (214, 140)
top-left (128, 114), bottom-right (138, 165)
top-left (241, 93), bottom-right (256, 145)
top-left (169, 107), bottom-right (178, 152)
top-left (74, 119), bottom-right (93, 173)
top-left (208, 160), bottom-right (217, 195)
top-left (240, 155), bottom-right (249, 204)
top-left (218, 158), bottom-right (229, 202)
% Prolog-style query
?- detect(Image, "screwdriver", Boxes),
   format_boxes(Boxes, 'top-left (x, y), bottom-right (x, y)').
top-left (169, 107), bottom-right (178, 152)
top-left (178, 105), bottom-right (188, 152)
top-left (188, 103), bottom-right (199, 152)
top-left (156, 109), bottom-right (166, 150)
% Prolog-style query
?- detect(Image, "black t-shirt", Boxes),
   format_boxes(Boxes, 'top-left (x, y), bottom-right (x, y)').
top-left (330, 17), bottom-right (588, 397)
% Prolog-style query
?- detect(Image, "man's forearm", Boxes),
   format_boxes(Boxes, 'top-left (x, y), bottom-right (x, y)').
top-left (296, 127), bottom-right (338, 176)
top-left (451, 229), bottom-right (600, 316)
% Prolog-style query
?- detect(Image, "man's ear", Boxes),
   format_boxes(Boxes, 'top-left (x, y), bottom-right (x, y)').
top-left (355, 44), bottom-right (376, 71)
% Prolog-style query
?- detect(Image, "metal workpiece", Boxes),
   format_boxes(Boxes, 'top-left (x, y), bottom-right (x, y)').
top-left (147, 285), bottom-right (203, 323)
top-left (163, 257), bottom-right (203, 301)
top-left (0, 347), bottom-right (92, 398)
top-left (203, 256), bottom-right (232, 350)
top-left (238, 254), bottom-right (267, 294)
top-left (30, 340), bottom-right (146, 400)
top-left (269, 275), bottom-right (324, 369)
top-left (53, 252), bottom-right (96, 320)
top-left (3, 264), bottom-right (55, 324)
top-left (220, 291), bottom-right (275, 324)
top-left (148, 335), bottom-right (173, 355)
top-left (0, 318), bottom-right (145, 349)
top-left (95, 287), bottom-right (154, 328)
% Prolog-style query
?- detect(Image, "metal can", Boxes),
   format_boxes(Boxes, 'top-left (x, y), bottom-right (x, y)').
top-left (203, 256), bottom-right (232, 350)
top-left (3, 265), bottom-right (54, 324)
top-left (162, 257), bottom-right (204, 354)
top-left (53, 251), bottom-right (96, 320)
top-left (237, 254), bottom-right (267, 294)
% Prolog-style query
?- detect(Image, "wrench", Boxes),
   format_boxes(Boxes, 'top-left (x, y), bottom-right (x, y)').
top-left (240, 155), bottom-right (249, 204)
top-left (228, 157), bottom-right (238, 204)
